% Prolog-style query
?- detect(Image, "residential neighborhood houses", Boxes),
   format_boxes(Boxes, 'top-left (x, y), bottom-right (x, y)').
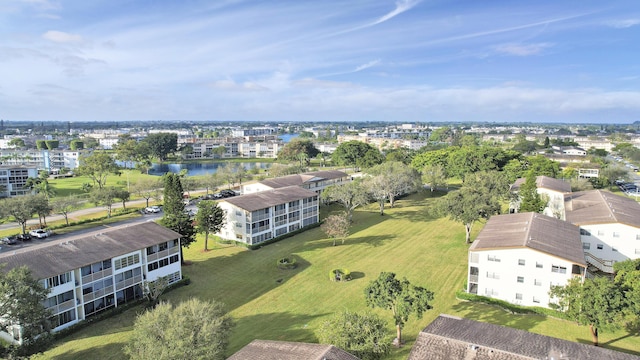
top-left (2, 121), bottom-right (640, 359)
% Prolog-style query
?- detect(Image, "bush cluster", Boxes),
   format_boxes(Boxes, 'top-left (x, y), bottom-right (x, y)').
top-left (329, 268), bottom-right (351, 282)
top-left (455, 290), bottom-right (569, 320)
top-left (277, 257), bottom-right (298, 270)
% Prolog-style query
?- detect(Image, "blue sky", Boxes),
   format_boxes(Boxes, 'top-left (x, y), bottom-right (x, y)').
top-left (1, 0), bottom-right (639, 123)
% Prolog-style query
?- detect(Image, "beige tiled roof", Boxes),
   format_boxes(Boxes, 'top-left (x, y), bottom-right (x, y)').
top-left (259, 170), bottom-right (349, 189)
top-left (511, 175), bottom-right (571, 193)
top-left (408, 314), bottom-right (640, 360)
top-left (565, 190), bottom-right (640, 228)
top-left (227, 340), bottom-right (360, 360)
top-left (0, 222), bottom-right (181, 279)
top-left (469, 212), bottom-right (585, 265)
top-left (222, 186), bottom-right (317, 212)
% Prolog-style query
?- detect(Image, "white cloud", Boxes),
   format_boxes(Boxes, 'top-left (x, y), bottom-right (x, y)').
top-left (42, 30), bottom-right (83, 43)
top-left (373, 0), bottom-right (421, 26)
top-left (494, 43), bottom-right (553, 56)
top-left (606, 19), bottom-right (640, 28)
top-left (208, 79), bottom-right (268, 92)
top-left (354, 59), bottom-right (381, 72)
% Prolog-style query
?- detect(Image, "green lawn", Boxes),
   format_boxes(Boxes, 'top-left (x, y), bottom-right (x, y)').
top-left (34, 192), bottom-right (640, 359)
top-left (48, 170), bottom-right (158, 197)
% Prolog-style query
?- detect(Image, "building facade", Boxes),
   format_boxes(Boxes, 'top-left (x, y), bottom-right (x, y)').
top-left (468, 213), bottom-right (586, 308)
top-left (241, 170), bottom-right (351, 195)
top-left (0, 222), bottom-right (182, 344)
top-left (217, 186), bottom-right (319, 246)
top-left (0, 165), bottom-right (38, 197)
top-left (510, 176), bottom-right (571, 219)
top-left (0, 150), bottom-right (80, 172)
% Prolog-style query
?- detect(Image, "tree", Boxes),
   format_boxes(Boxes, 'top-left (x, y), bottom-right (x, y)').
top-left (35, 140), bottom-right (46, 150)
top-left (366, 161), bottom-right (421, 214)
top-left (76, 151), bottom-right (121, 189)
top-left (69, 139), bottom-right (84, 150)
top-left (332, 141), bottom-right (383, 170)
top-left (51, 196), bottom-right (83, 226)
top-left (32, 194), bottom-right (51, 227)
top-left (1, 195), bottom-right (37, 235)
top-left (44, 140), bottom-right (59, 150)
top-left (317, 311), bottom-right (390, 360)
top-left (550, 276), bottom-right (625, 346)
top-left (115, 188), bottom-right (130, 210)
top-left (196, 200), bottom-right (226, 251)
top-left (123, 298), bottom-right (233, 360)
top-left (142, 276), bottom-right (169, 308)
top-left (114, 139), bottom-right (139, 168)
top-left (160, 173), bottom-right (196, 264)
top-left (217, 162), bottom-right (237, 189)
top-left (202, 173), bottom-right (221, 195)
top-left (600, 164), bottom-right (630, 189)
top-left (8, 138), bottom-right (25, 149)
top-left (435, 171), bottom-right (508, 243)
top-left (212, 145), bottom-right (227, 159)
top-left (0, 266), bottom-right (50, 352)
top-left (517, 172), bottom-right (546, 213)
top-left (277, 139), bottom-right (319, 166)
top-left (131, 178), bottom-right (162, 208)
top-left (321, 180), bottom-right (370, 222)
top-left (90, 187), bottom-right (119, 218)
top-left (364, 272), bottom-right (433, 345)
top-left (143, 132), bottom-right (178, 161)
top-left (422, 164), bottom-right (447, 192)
top-left (321, 212), bottom-right (350, 246)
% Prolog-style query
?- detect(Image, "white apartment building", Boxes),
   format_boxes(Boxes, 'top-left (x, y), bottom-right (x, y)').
top-left (184, 138), bottom-right (284, 159)
top-left (0, 165), bottom-right (38, 197)
top-left (231, 127), bottom-right (277, 137)
top-left (0, 150), bottom-right (80, 172)
top-left (0, 222), bottom-right (182, 344)
top-left (468, 212), bottom-right (586, 308)
top-left (98, 137), bottom-right (120, 150)
top-left (241, 170), bottom-right (351, 195)
top-left (338, 135), bottom-right (427, 151)
top-left (565, 190), bottom-right (640, 273)
top-left (510, 176), bottom-right (571, 219)
top-left (217, 186), bottom-right (319, 246)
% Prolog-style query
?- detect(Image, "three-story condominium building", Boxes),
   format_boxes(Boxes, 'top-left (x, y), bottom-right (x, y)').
top-left (510, 176), bottom-right (571, 219)
top-left (217, 186), bottom-right (319, 246)
top-left (0, 222), bottom-right (182, 344)
top-left (241, 170), bottom-right (351, 195)
top-left (468, 212), bottom-right (586, 308)
top-left (0, 165), bottom-right (38, 197)
top-left (565, 190), bottom-right (640, 273)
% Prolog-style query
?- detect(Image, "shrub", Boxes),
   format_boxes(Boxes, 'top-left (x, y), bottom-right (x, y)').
top-left (277, 256), bottom-right (298, 270)
top-left (329, 268), bottom-right (351, 282)
top-left (455, 291), bottom-right (570, 320)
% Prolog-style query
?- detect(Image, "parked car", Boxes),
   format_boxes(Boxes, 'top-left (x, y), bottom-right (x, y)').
top-left (29, 229), bottom-right (52, 239)
top-left (145, 206), bottom-right (161, 213)
top-left (219, 189), bottom-right (237, 198)
top-left (1, 236), bottom-right (18, 245)
top-left (17, 233), bottom-right (33, 241)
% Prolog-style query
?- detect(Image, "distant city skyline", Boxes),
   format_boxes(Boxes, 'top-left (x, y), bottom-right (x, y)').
top-left (1, 0), bottom-right (639, 123)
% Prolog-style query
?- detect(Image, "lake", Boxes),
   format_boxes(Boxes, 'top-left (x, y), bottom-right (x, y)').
top-left (149, 162), bottom-right (272, 177)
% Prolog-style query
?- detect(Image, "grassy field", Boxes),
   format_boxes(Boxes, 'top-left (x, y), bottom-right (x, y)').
top-left (48, 170), bottom-right (158, 197)
top-left (34, 192), bottom-right (640, 359)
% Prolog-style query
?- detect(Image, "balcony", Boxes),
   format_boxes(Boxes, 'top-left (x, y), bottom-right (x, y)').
top-left (47, 299), bottom-right (75, 315)
top-left (469, 275), bottom-right (478, 283)
top-left (82, 268), bottom-right (113, 285)
top-left (584, 252), bottom-right (614, 273)
top-left (83, 285), bottom-right (114, 304)
top-left (115, 275), bottom-right (143, 291)
top-left (147, 246), bottom-right (179, 262)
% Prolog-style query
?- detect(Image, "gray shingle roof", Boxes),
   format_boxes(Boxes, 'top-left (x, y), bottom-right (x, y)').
top-left (408, 314), bottom-right (640, 360)
top-left (259, 170), bottom-right (349, 189)
top-left (511, 175), bottom-right (571, 193)
top-left (227, 339), bottom-right (360, 360)
top-left (565, 190), bottom-right (640, 228)
top-left (469, 212), bottom-right (586, 266)
top-left (222, 186), bottom-right (318, 212)
top-left (0, 222), bottom-right (181, 279)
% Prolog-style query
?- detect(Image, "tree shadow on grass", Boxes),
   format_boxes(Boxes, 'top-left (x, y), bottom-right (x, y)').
top-left (46, 341), bottom-right (127, 360)
top-left (450, 301), bottom-right (544, 332)
top-left (349, 271), bottom-right (365, 280)
top-left (304, 235), bottom-right (395, 250)
top-left (228, 311), bottom-right (328, 356)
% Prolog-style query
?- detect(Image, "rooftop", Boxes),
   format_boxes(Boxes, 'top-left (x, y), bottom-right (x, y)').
top-left (223, 186), bottom-right (318, 212)
top-left (259, 170), bottom-right (349, 189)
top-left (511, 175), bottom-right (571, 194)
top-left (408, 314), bottom-right (640, 360)
top-left (470, 212), bottom-right (586, 266)
top-left (227, 339), bottom-right (360, 360)
top-left (0, 222), bottom-right (181, 279)
top-left (565, 190), bottom-right (640, 228)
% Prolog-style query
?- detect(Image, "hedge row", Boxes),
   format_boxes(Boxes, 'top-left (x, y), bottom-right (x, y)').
top-left (455, 290), bottom-right (570, 320)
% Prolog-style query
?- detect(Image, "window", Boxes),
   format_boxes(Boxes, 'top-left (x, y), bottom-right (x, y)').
top-left (115, 254), bottom-right (140, 270)
top-left (236, 222), bottom-right (242, 228)
top-left (580, 229), bottom-right (591, 236)
top-left (612, 247), bottom-right (618, 252)
top-left (515, 293), bottom-right (523, 300)
top-left (236, 210), bottom-right (242, 216)
top-left (583, 243), bottom-right (590, 250)
top-left (534, 279), bottom-right (542, 286)
top-left (636, 249), bottom-right (640, 255)
top-left (469, 253), bottom-right (479, 263)
top-left (613, 232), bottom-right (620, 238)
top-left (158, 242), bottom-right (168, 251)
top-left (486, 272), bottom-right (500, 279)
top-left (597, 244), bottom-right (604, 250)
top-left (533, 297), bottom-right (540, 303)
top-left (518, 259), bottom-right (525, 266)
top-left (487, 255), bottom-right (501, 262)
top-left (536, 262), bottom-right (543, 269)
top-left (146, 246), bottom-right (157, 255)
top-left (637, 234), bottom-right (640, 241)
top-left (598, 230), bottom-right (605, 236)
top-left (517, 276), bottom-right (524, 283)
top-left (551, 265), bottom-right (567, 274)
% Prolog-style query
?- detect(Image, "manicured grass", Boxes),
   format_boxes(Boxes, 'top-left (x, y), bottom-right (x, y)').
top-left (34, 192), bottom-right (640, 359)
top-left (48, 170), bottom-right (158, 197)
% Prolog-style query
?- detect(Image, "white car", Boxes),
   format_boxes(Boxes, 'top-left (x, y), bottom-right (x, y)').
top-left (29, 229), bottom-right (52, 239)
top-left (145, 206), bottom-right (161, 213)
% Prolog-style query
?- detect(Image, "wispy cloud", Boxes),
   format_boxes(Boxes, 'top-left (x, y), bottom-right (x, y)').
top-left (208, 79), bottom-right (268, 92)
top-left (42, 30), bottom-right (83, 43)
top-left (605, 18), bottom-right (640, 28)
top-left (372, 0), bottom-right (421, 26)
top-left (494, 43), bottom-right (553, 56)
top-left (355, 59), bottom-right (381, 72)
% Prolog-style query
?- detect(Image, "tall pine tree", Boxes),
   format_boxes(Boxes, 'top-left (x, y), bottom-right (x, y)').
top-left (159, 173), bottom-right (196, 264)
top-left (518, 172), bottom-right (546, 213)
